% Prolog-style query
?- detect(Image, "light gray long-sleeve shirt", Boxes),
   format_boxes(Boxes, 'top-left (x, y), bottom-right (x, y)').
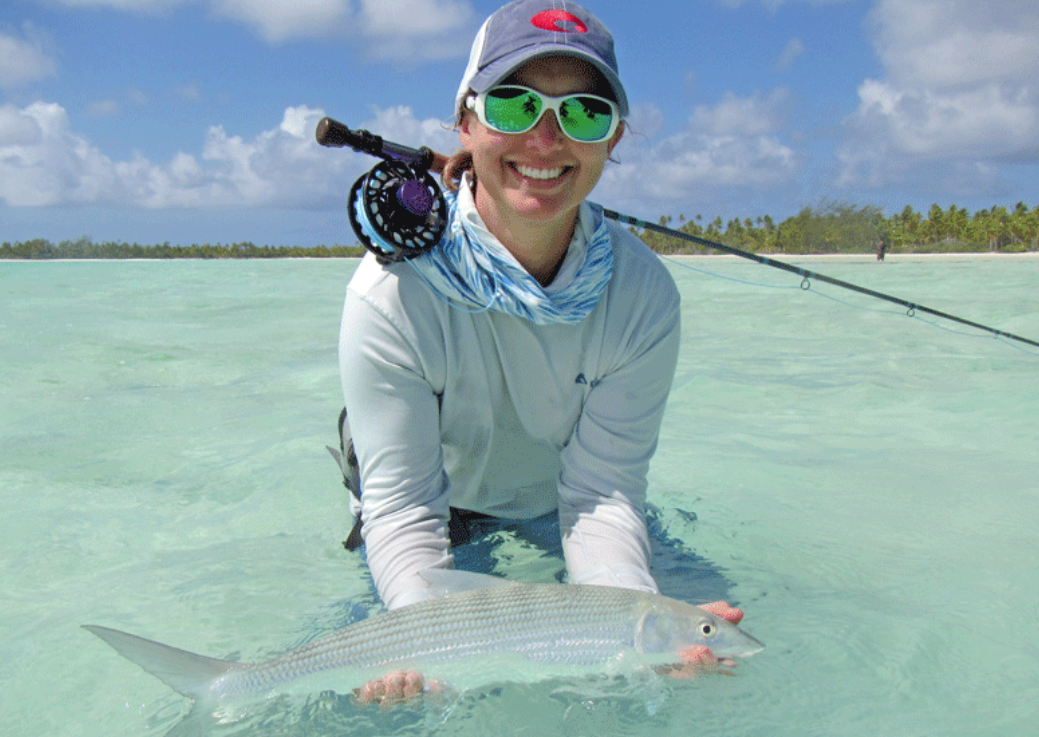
top-left (339, 196), bottom-right (681, 609)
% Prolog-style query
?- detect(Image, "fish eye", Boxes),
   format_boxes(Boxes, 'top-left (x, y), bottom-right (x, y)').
top-left (697, 618), bottom-right (717, 639)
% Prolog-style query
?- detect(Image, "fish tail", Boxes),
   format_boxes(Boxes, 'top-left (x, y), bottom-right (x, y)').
top-left (83, 624), bottom-right (238, 699)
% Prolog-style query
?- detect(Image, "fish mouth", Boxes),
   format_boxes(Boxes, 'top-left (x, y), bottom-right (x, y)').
top-left (732, 631), bottom-right (766, 657)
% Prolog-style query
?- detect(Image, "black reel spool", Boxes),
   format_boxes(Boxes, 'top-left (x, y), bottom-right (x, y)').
top-left (347, 160), bottom-right (448, 264)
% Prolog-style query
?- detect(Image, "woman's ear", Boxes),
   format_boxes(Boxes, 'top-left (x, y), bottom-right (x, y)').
top-left (607, 120), bottom-right (625, 156)
top-left (458, 107), bottom-right (475, 148)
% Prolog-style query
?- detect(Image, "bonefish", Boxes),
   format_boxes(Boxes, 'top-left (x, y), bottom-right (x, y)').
top-left (84, 570), bottom-right (764, 703)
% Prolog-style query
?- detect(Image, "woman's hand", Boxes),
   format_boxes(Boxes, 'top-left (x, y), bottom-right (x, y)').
top-left (352, 670), bottom-right (440, 708)
top-left (699, 600), bottom-right (743, 624)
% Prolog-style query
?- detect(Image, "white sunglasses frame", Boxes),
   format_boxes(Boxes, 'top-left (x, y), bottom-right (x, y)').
top-left (465, 85), bottom-right (621, 143)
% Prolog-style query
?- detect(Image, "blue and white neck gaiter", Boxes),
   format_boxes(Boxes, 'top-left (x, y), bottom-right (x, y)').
top-left (408, 176), bottom-right (614, 325)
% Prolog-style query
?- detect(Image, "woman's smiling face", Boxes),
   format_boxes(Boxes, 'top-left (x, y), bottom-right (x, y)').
top-left (459, 54), bottom-right (624, 250)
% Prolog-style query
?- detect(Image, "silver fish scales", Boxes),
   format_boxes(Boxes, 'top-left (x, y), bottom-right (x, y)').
top-left (85, 572), bottom-right (764, 702)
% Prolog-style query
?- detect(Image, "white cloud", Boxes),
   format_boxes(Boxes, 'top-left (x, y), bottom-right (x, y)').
top-left (358, 0), bottom-right (472, 37)
top-left (208, 0), bottom-right (351, 43)
top-left (713, 0), bottom-right (855, 8)
top-left (844, 80), bottom-right (1039, 161)
top-left (869, 0), bottom-right (1039, 89)
top-left (207, 0), bottom-right (476, 45)
top-left (126, 87), bottom-right (150, 106)
top-left (361, 104), bottom-right (458, 152)
top-left (0, 100), bottom-right (457, 209)
top-left (599, 90), bottom-right (799, 210)
top-left (692, 89), bottom-right (791, 136)
top-left (39, 0), bottom-right (477, 51)
top-left (82, 89), bottom-right (151, 119)
top-left (84, 99), bottom-right (121, 118)
top-left (44, 0), bottom-right (183, 9)
top-left (773, 38), bottom-right (804, 72)
top-left (175, 83), bottom-right (201, 101)
top-left (837, 0), bottom-right (1039, 192)
top-left (0, 102), bottom-right (111, 206)
top-left (0, 22), bottom-right (58, 89)
top-left (0, 104), bottom-right (46, 147)
top-left (626, 102), bottom-right (666, 140)
top-left (356, 0), bottom-right (476, 61)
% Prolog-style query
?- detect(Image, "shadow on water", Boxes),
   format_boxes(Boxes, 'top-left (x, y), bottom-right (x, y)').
top-left (644, 505), bottom-right (737, 606)
top-left (451, 503), bottom-right (738, 606)
top-left (324, 500), bottom-right (738, 632)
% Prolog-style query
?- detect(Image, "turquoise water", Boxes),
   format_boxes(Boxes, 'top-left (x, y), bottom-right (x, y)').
top-left (1, 256), bottom-right (1037, 736)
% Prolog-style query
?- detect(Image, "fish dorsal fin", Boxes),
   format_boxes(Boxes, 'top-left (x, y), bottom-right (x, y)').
top-left (419, 569), bottom-right (518, 598)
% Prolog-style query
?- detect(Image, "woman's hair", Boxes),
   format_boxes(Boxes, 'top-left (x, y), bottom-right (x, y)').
top-left (441, 99), bottom-right (475, 193)
top-left (441, 149), bottom-right (474, 193)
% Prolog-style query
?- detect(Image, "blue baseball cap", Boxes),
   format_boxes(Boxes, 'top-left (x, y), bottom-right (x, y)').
top-left (455, 0), bottom-right (629, 117)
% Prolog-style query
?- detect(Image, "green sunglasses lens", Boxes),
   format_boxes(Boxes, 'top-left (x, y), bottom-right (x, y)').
top-left (483, 88), bottom-right (616, 141)
top-left (485, 88), bottom-right (542, 133)
top-left (559, 96), bottom-right (614, 141)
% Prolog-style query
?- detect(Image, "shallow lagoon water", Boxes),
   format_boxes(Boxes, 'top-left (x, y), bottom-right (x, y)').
top-left (1, 255), bottom-right (1037, 736)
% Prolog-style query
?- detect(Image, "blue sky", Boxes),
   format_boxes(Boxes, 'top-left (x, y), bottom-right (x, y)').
top-left (2, 0), bottom-right (1037, 247)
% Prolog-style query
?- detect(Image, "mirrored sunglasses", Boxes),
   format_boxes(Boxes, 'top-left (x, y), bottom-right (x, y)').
top-left (467, 85), bottom-right (620, 143)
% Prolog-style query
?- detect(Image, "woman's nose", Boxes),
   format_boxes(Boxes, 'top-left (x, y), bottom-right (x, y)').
top-left (527, 110), bottom-right (565, 146)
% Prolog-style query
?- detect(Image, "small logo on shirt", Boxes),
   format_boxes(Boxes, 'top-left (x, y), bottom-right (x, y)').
top-left (575, 373), bottom-right (599, 388)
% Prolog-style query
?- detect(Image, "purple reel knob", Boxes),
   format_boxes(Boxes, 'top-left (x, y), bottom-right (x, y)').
top-left (396, 179), bottom-right (434, 218)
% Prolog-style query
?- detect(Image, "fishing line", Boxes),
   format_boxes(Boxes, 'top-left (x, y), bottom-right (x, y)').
top-left (315, 117), bottom-right (1039, 353)
top-left (607, 209), bottom-right (1039, 352)
top-left (661, 254), bottom-right (1039, 356)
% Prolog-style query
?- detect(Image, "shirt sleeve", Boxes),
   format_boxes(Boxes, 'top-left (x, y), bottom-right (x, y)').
top-left (339, 283), bottom-right (452, 610)
top-left (557, 254), bottom-right (681, 594)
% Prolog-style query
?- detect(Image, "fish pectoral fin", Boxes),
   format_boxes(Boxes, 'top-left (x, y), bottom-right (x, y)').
top-left (418, 569), bottom-right (518, 598)
top-left (83, 625), bottom-right (238, 699)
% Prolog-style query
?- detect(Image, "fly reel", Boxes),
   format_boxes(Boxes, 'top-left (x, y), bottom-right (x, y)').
top-left (347, 160), bottom-right (448, 263)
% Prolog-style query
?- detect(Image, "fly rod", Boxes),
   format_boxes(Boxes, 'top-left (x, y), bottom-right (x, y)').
top-left (316, 117), bottom-right (1039, 350)
top-left (604, 209), bottom-right (1039, 349)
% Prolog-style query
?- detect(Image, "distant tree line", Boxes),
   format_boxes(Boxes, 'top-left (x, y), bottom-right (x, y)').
top-left (636, 200), bottom-right (1039, 256)
top-left (3, 201), bottom-right (1037, 259)
top-left (0, 238), bottom-right (366, 260)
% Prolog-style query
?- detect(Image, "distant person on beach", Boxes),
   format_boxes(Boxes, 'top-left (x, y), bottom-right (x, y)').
top-left (333, 0), bottom-right (747, 704)
top-left (877, 239), bottom-right (888, 261)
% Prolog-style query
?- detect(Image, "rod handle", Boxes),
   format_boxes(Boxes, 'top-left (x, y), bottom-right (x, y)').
top-left (315, 117), bottom-right (448, 174)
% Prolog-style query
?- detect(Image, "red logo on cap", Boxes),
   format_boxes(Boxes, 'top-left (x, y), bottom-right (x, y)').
top-left (531, 10), bottom-right (587, 33)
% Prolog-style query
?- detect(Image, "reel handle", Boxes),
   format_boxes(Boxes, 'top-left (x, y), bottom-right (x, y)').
top-left (315, 117), bottom-right (447, 174)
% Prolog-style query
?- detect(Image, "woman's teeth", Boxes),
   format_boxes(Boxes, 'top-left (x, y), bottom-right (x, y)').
top-left (514, 164), bottom-right (565, 180)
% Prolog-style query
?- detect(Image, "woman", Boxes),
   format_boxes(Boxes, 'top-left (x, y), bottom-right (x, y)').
top-left (338, 0), bottom-right (743, 703)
